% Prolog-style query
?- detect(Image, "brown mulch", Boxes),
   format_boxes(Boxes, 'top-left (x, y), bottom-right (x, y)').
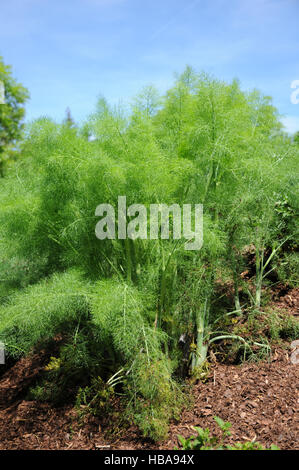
top-left (0, 345), bottom-right (298, 450)
top-left (270, 286), bottom-right (299, 316)
top-left (0, 352), bottom-right (50, 408)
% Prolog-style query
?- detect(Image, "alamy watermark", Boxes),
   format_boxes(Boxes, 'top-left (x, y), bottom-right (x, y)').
top-left (291, 80), bottom-right (299, 104)
top-left (95, 196), bottom-right (203, 251)
top-left (0, 80), bottom-right (5, 104)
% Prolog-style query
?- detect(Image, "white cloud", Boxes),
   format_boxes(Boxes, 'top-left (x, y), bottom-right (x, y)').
top-left (280, 115), bottom-right (299, 135)
top-left (81, 0), bottom-right (126, 6)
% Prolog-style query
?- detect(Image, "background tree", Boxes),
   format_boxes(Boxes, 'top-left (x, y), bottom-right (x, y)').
top-left (0, 56), bottom-right (29, 176)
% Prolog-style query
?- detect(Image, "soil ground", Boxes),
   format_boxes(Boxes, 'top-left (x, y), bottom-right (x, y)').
top-left (0, 288), bottom-right (298, 450)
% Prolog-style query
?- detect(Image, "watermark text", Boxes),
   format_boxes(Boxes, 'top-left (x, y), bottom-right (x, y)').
top-left (95, 197), bottom-right (203, 251)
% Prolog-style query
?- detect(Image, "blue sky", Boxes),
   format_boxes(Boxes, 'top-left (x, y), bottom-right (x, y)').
top-left (1, 0), bottom-right (299, 133)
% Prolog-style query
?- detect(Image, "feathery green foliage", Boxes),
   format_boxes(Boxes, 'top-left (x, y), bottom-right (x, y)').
top-left (0, 270), bottom-right (91, 357)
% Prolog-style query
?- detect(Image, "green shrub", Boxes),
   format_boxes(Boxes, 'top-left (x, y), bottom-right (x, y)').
top-left (0, 269), bottom-right (91, 357)
top-left (176, 416), bottom-right (279, 450)
top-left (91, 278), bottom-right (184, 441)
top-left (276, 252), bottom-right (299, 287)
top-left (0, 68), bottom-right (298, 441)
top-left (29, 327), bottom-right (103, 404)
